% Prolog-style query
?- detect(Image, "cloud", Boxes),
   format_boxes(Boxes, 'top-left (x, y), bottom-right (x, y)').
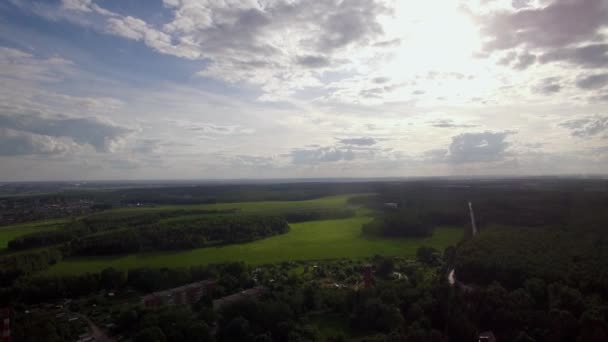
top-left (0, 128), bottom-right (78, 156)
top-left (296, 55), bottom-right (331, 68)
top-left (170, 120), bottom-right (255, 136)
top-left (433, 131), bottom-right (515, 163)
top-left (0, 47), bottom-right (74, 83)
top-left (314, 0), bottom-right (389, 51)
top-left (513, 51), bottom-right (536, 70)
top-left (539, 44), bottom-right (608, 68)
top-left (338, 137), bottom-right (377, 146)
top-left (576, 73), bottom-right (608, 90)
top-left (499, 50), bottom-right (537, 70)
top-left (28, 0), bottom-right (393, 100)
top-left (0, 112), bottom-right (132, 152)
top-left (473, 0), bottom-right (608, 53)
top-left (429, 119), bottom-right (476, 128)
top-left (559, 115), bottom-right (608, 138)
top-left (229, 155), bottom-right (277, 168)
top-left (533, 77), bottom-right (562, 94)
top-left (289, 146), bottom-right (356, 164)
top-left (61, 0), bottom-right (114, 16)
top-left (371, 77), bottom-right (390, 84)
top-left (512, 0), bottom-right (532, 9)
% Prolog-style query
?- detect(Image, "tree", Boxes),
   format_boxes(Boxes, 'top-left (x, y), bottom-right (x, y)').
top-left (416, 246), bottom-right (439, 265)
top-left (135, 327), bottom-right (166, 342)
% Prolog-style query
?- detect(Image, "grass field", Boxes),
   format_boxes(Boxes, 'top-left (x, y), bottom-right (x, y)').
top-left (0, 219), bottom-right (68, 250)
top-left (44, 216), bottom-right (463, 275)
top-left (100, 193), bottom-right (368, 215)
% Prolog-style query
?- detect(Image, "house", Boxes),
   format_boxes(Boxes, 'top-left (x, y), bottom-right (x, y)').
top-left (142, 280), bottom-right (216, 307)
top-left (213, 287), bottom-right (267, 311)
top-left (479, 331), bottom-right (496, 342)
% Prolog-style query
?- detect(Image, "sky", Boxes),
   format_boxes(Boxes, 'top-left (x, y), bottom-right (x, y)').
top-left (0, 0), bottom-right (607, 181)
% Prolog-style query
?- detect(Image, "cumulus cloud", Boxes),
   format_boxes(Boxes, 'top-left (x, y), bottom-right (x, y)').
top-left (289, 146), bottom-right (356, 164)
top-left (170, 120), bottom-right (255, 136)
top-left (0, 128), bottom-right (78, 156)
top-left (576, 74), bottom-right (608, 90)
top-left (338, 137), bottom-right (377, 146)
top-left (33, 0), bottom-right (394, 100)
top-left (296, 55), bottom-right (331, 68)
top-left (0, 112), bottom-right (132, 152)
top-left (499, 50), bottom-right (536, 70)
top-left (473, 0), bottom-right (608, 53)
top-left (229, 155), bottom-right (277, 168)
top-left (429, 119), bottom-right (477, 128)
top-left (539, 44), bottom-right (608, 69)
top-left (0, 47), bottom-right (74, 83)
top-left (559, 115), bottom-right (608, 138)
top-left (513, 52), bottom-right (537, 70)
top-left (533, 77), bottom-right (562, 94)
top-left (429, 131), bottom-right (515, 163)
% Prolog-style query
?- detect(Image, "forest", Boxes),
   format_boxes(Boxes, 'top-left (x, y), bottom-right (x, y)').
top-left (2, 178), bottom-right (608, 341)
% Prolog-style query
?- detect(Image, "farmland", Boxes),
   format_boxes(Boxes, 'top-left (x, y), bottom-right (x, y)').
top-left (44, 216), bottom-right (462, 275)
top-left (0, 218), bottom-right (68, 249)
top-left (0, 193), bottom-right (459, 275)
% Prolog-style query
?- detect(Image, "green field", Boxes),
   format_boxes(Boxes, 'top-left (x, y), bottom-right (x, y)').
top-left (44, 216), bottom-right (463, 275)
top-left (102, 194), bottom-right (368, 214)
top-left (0, 219), bottom-right (68, 250)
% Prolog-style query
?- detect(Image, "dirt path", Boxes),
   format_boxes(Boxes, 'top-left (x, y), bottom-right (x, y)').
top-left (81, 314), bottom-right (115, 342)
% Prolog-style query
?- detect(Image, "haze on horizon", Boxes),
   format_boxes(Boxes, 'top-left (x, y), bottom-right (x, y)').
top-left (0, 0), bottom-right (607, 181)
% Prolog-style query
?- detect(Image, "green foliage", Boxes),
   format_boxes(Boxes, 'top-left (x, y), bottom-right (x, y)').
top-left (416, 246), bottom-right (440, 265)
top-left (71, 215), bottom-right (289, 255)
top-left (362, 210), bottom-right (433, 238)
top-left (44, 220), bottom-right (462, 275)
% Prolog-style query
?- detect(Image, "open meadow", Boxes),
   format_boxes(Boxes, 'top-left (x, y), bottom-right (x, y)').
top-left (44, 216), bottom-right (462, 275)
top-left (0, 218), bottom-right (68, 250)
top-left (0, 193), bottom-right (458, 275)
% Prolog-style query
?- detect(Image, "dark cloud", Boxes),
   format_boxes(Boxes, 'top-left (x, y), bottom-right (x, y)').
top-left (0, 113), bottom-right (131, 152)
top-left (576, 73), bottom-right (608, 90)
top-left (498, 51), bottom-right (536, 70)
top-left (338, 137), bottom-right (376, 146)
top-left (0, 128), bottom-right (75, 156)
top-left (289, 146), bottom-right (355, 164)
top-left (533, 77), bottom-right (562, 94)
top-left (512, 0), bottom-right (532, 9)
top-left (559, 115), bottom-right (608, 138)
top-left (372, 38), bottom-right (401, 48)
top-left (474, 0), bottom-right (608, 52)
top-left (315, 0), bottom-right (389, 51)
top-left (513, 52), bottom-right (536, 70)
top-left (539, 44), bottom-right (608, 68)
top-left (429, 119), bottom-right (477, 128)
top-left (447, 131), bottom-right (514, 163)
top-left (296, 55), bottom-right (331, 68)
top-left (372, 77), bottom-right (390, 84)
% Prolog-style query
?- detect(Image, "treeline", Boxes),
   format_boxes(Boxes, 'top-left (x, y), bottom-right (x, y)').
top-left (0, 247), bottom-right (62, 286)
top-left (71, 215), bottom-right (289, 255)
top-left (362, 210), bottom-right (435, 237)
top-left (351, 179), bottom-right (608, 231)
top-left (455, 225), bottom-right (608, 294)
top-left (6, 209), bottom-right (235, 251)
top-left (282, 208), bottom-right (355, 223)
top-left (2, 262), bottom-right (251, 305)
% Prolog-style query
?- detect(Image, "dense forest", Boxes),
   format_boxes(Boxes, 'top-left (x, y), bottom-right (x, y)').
top-left (3, 178), bottom-right (608, 341)
top-left (71, 215), bottom-right (289, 255)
